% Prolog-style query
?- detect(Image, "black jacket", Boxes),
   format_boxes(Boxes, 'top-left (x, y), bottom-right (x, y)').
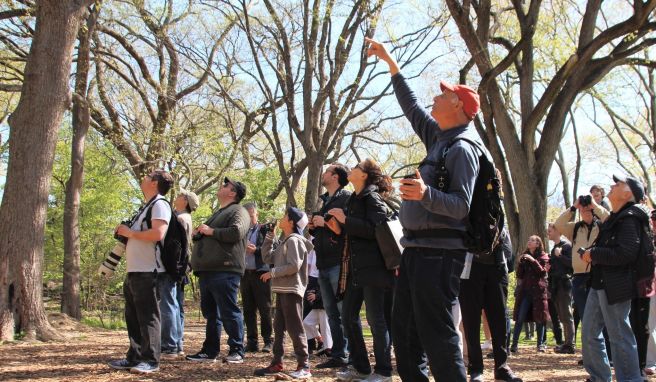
top-left (549, 240), bottom-right (573, 279)
top-left (590, 203), bottom-right (647, 305)
top-left (310, 188), bottom-right (351, 270)
top-left (343, 184), bottom-right (394, 288)
top-left (249, 223), bottom-right (270, 272)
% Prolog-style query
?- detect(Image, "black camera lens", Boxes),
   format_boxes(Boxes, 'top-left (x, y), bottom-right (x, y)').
top-left (578, 195), bottom-right (592, 207)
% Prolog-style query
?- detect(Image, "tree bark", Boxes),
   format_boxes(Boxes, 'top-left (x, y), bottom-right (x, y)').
top-left (62, 3), bottom-right (99, 321)
top-left (0, 0), bottom-right (91, 341)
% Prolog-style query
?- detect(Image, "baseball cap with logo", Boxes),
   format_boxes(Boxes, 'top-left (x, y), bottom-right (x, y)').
top-left (439, 81), bottom-right (480, 120)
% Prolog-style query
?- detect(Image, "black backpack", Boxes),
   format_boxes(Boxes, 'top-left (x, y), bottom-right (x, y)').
top-left (145, 199), bottom-right (190, 282)
top-left (433, 136), bottom-right (505, 257)
top-left (631, 214), bottom-right (656, 298)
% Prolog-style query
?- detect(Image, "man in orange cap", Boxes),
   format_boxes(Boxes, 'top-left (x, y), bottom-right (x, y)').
top-left (365, 38), bottom-right (520, 382)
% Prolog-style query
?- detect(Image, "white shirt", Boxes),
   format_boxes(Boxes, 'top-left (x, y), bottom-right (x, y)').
top-left (126, 195), bottom-right (171, 273)
top-left (307, 249), bottom-right (319, 278)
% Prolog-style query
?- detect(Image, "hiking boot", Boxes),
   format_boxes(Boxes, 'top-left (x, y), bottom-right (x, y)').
top-left (254, 362), bottom-right (284, 376)
top-left (223, 352), bottom-right (244, 364)
top-left (108, 359), bottom-right (138, 370)
top-left (130, 362), bottom-right (159, 374)
top-left (336, 366), bottom-right (369, 381)
top-left (317, 357), bottom-right (348, 369)
top-left (289, 366), bottom-right (312, 379)
top-left (554, 344), bottom-right (575, 354)
top-left (185, 352), bottom-right (217, 363)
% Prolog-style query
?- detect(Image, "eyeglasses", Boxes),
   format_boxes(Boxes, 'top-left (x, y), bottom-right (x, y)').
top-left (354, 164), bottom-right (365, 172)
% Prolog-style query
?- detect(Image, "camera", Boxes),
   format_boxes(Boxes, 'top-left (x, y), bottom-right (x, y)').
top-left (261, 221), bottom-right (276, 234)
top-left (113, 220), bottom-right (132, 244)
top-left (192, 232), bottom-right (204, 241)
top-left (578, 195), bottom-right (592, 207)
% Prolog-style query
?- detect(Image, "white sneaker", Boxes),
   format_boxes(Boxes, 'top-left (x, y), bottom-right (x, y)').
top-left (365, 373), bottom-right (392, 382)
top-left (223, 352), bottom-right (244, 364)
top-left (336, 366), bottom-right (370, 381)
top-left (481, 340), bottom-right (492, 351)
top-left (288, 367), bottom-right (312, 379)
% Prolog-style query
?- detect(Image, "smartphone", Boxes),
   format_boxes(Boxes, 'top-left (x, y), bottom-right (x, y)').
top-left (402, 173), bottom-right (418, 180)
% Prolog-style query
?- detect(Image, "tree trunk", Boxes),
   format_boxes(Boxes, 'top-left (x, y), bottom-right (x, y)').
top-left (303, 154), bottom-right (324, 212)
top-left (0, 0), bottom-right (90, 341)
top-left (62, 3), bottom-right (98, 321)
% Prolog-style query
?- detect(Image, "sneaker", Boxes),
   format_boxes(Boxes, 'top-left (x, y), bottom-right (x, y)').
top-left (645, 367), bottom-right (656, 376)
top-left (262, 342), bottom-right (272, 353)
top-left (469, 372), bottom-right (484, 382)
top-left (289, 366), bottom-right (312, 379)
top-left (365, 373), bottom-right (392, 382)
top-left (223, 352), bottom-right (244, 364)
top-left (336, 366), bottom-right (370, 381)
top-left (185, 352), bottom-right (217, 363)
top-left (315, 346), bottom-right (331, 357)
top-left (254, 362), bottom-right (284, 376)
top-left (510, 344), bottom-right (518, 353)
top-left (537, 344), bottom-right (546, 353)
top-left (317, 357), bottom-right (348, 369)
top-left (108, 359), bottom-right (138, 370)
top-left (130, 362), bottom-right (159, 374)
top-left (554, 344), bottom-right (575, 354)
top-left (494, 367), bottom-right (523, 382)
top-left (481, 340), bottom-right (493, 351)
top-left (161, 351), bottom-right (184, 360)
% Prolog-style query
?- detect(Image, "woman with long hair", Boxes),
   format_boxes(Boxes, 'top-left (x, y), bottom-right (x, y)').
top-left (510, 235), bottom-right (550, 353)
top-left (327, 158), bottom-right (394, 382)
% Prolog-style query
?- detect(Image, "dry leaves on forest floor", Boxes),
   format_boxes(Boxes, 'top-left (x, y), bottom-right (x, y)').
top-left (0, 313), bottom-right (604, 381)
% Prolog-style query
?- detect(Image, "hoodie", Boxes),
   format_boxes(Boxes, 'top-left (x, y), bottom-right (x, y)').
top-left (261, 233), bottom-right (314, 298)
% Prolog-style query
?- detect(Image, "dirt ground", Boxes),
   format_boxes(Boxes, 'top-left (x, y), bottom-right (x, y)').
top-left (0, 313), bottom-right (611, 381)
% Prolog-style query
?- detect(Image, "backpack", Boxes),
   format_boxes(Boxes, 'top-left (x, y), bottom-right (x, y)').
top-left (571, 219), bottom-right (600, 244)
top-left (375, 198), bottom-right (404, 270)
top-left (433, 136), bottom-right (505, 257)
top-left (145, 199), bottom-right (190, 282)
top-left (632, 215), bottom-right (656, 298)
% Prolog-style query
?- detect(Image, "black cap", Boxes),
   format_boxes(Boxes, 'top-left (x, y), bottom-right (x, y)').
top-left (612, 174), bottom-right (645, 203)
top-left (286, 206), bottom-right (308, 235)
top-left (224, 177), bottom-right (247, 202)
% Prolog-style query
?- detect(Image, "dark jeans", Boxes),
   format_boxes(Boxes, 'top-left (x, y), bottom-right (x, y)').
top-left (460, 262), bottom-right (511, 375)
top-left (552, 279), bottom-right (574, 346)
top-left (512, 296), bottom-right (546, 347)
top-left (240, 270), bottom-right (273, 347)
top-left (572, 273), bottom-right (590, 335)
top-left (198, 271), bottom-right (244, 357)
top-left (318, 264), bottom-right (348, 361)
top-left (392, 247), bottom-right (467, 382)
top-left (272, 293), bottom-right (309, 367)
top-left (342, 279), bottom-right (392, 377)
top-left (630, 297), bottom-right (650, 369)
top-left (124, 272), bottom-right (161, 364)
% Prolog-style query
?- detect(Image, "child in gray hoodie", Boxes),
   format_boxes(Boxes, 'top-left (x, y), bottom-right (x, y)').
top-left (254, 207), bottom-right (314, 379)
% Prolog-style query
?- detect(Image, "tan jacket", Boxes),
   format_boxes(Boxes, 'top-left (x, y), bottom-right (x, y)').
top-left (554, 205), bottom-right (610, 274)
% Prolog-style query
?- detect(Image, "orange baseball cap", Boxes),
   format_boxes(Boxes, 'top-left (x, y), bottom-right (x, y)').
top-left (440, 81), bottom-right (480, 119)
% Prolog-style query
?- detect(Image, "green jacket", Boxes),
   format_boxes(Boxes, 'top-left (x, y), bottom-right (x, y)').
top-left (191, 203), bottom-right (250, 275)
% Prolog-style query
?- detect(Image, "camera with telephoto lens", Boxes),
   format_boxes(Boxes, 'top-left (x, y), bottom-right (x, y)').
top-left (578, 195), bottom-right (592, 207)
top-left (113, 219), bottom-right (132, 244)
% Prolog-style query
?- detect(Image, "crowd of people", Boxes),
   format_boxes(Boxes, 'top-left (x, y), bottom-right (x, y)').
top-left (99, 38), bottom-right (656, 382)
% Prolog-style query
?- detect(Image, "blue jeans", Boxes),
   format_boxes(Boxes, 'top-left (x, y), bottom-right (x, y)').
top-left (198, 272), bottom-right (244, 357)
top-left (158, 273), bottom-right (182, 353)
top-left (318, 264), bottom-right (348, 361)
top-left (176, 282), bottom-right (185, 351)
top-left (342, 280), bottom-right (392, 376)
top-left (392, 247), bottom-right (467, 382)
top-left (573, 273), bottom-right (590, 327)
top-left (512, 296), bottom-right (546, 347)
top-left (582, 288), bottom-right (641, 382)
